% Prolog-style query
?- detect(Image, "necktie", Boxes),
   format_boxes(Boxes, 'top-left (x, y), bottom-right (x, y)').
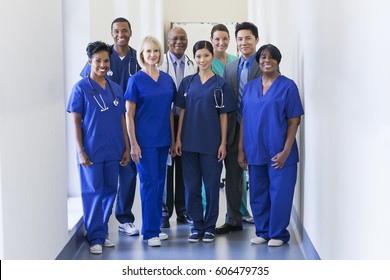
top-left (174, 60), bottom-right (183, 115)
top-left (175, 60), bottom-right (183, 88)
top-left (237, 60), bottom-right (248, 123)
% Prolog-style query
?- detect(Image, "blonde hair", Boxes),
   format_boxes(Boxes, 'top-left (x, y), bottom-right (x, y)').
top-left (137, 36), bottom-right (163, 68)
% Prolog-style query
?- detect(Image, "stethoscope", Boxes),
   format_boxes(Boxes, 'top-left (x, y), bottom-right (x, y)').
top-left (87, 75), bottom-right (119, 112)
top-left (107, 51), bottom-right (138, 77)
top-left (184, 73), bottom-right (224, 108)
top-left (165, 53), bottom-right (194, 73)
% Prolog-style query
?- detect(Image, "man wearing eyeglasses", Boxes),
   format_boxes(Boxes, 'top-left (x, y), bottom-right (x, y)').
top-left (159, 27), bottom-right (197, 228)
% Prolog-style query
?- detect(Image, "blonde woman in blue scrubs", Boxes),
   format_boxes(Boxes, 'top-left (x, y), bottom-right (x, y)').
top-left (124, 36), bottom-right (176, 247)
top-left (238, 44), bottom-right (304, 247)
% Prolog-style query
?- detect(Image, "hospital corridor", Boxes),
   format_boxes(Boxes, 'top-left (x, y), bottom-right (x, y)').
top-left (1, 0), bottom-right (390, 266)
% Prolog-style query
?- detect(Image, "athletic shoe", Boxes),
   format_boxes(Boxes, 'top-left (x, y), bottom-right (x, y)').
top-left (90, 244), bottom-right (103, 254)
top-left (159, 232), bottom-right (168, 240)
top-left (118, 222), bottom-right (139, 236)
top-left (202, 232), bottom-right (215, 243)
top-left (242, 215), bottom-right (254, 224)
top-left (268, 239), bottom-right (284, 247)
top-left (188, 232), bottom-right (202, 243)
top-left (176, 214), bottom-right (193, 225)
top-left (104, 237), bottom-right (115, 247)
top-left (147, 237), bottom-right (161, 247)
top-left (250, 237), bottom-right (267, 244)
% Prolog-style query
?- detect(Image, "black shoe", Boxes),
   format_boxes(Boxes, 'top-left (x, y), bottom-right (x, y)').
top-left (160, 217), bottom-right (170, 228)
top-left (176, 214), bottom-right (193, 225)
top-left (215, 223), bottom-right (243, 234)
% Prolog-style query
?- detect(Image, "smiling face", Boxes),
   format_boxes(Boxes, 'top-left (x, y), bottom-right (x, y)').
top-left (89, 50), bottom-right (110, 78)
top-left (142, 42), bottom-right (161, 67)
top-left (167, 27), bottom-right (188, 58)
top-left (194, 47), bottom-right (213, 71)
top-left (111, 21), bottom-right (132, 47)
top-left (236, 29), bottom-right (259, 59)
top-left (259, 49), bottom-right (279, 74)
top-left (211, 30), bottom-right (230, 53)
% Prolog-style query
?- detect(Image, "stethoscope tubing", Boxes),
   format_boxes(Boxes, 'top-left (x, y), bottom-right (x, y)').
top-left (165, 53), bottom-right (194, 73)
top-left (87, 75), bottom-right (119, 111)
top-left (184, 73), bottom-right (224, 108)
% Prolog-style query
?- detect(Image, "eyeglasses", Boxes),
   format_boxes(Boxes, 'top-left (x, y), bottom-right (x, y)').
top-left (168, 36), bottom-right (187, 42)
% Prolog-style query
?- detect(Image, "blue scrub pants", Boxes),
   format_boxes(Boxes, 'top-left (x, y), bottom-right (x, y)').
top-left (182, 152), bottom-right (222, 235)
top-left (115, 161), bottom-right (137, 224)
top-left (136, 146), bottom-right (169, 240)
top-left (248, 163), bottom-right (297, 243)
top-left (78, 160), bottom-right (119, 245)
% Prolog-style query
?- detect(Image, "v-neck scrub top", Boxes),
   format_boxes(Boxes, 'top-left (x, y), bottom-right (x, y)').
top-left (241, 75), bottom-right (304, 165)
top-left (67, 77), bottom-right (126, 163)
top-left (124, 70), bottom-right (176, 148)
top-left (175, 74), bottom-right (237, 156)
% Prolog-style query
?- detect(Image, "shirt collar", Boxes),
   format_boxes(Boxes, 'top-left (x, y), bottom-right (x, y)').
top-left (240, 53), bottom-right (256, 66)
top-left (168, 51), bottom-right (184, 65)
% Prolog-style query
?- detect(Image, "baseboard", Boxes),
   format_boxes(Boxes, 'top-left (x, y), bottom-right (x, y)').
top-left (290, 208), bottom-right (321, 260)
top-left (56, 217), bottom-right (86, 260)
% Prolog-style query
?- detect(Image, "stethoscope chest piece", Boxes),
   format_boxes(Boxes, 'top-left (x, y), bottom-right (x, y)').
top-left (113, 99), bottom-right (119, 106)
top-left (107, 70), bottom-right (113, 76)
top-left (213, 87), bottom-right (224, 108)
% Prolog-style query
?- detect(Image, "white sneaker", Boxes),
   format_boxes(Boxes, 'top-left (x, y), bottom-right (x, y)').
top-left (90, 244), bottom-right (103, 254)
top-left (159, 232), bottom-right (168, 240)
top-left (268, 239), bottom-right (284, 247)
top-left (242, 215), bottom-right (254, 224)
top-left (104, 237), bottom-right (115, 247)
top-left (147, 237), bottom-right (161, 247)
top-left (250, 236), bottom-right (267, 244)
top-left (118, 222), bottom-right (139, 236)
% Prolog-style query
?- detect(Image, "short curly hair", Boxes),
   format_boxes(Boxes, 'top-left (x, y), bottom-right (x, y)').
top-left (86, 41), bottom-right (112, 59)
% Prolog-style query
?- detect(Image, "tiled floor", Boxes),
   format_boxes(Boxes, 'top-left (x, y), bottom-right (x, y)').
top-left (64, 183), bottom-right (314, 260)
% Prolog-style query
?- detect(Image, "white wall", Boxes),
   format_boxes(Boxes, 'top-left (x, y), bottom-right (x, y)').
top-left (252, 0), bottom-right (390, 259)
top-left (0, 0), bottom-right (69, 259)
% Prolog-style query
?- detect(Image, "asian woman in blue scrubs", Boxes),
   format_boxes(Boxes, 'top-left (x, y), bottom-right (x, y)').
top-left (124, 36), bottom-right (176, 247)
top-left (67, 41), bottom-right (130, 254)
top-left (238, 44), bottom-right (304, 247)
top-left (175, 41), bottom-right (236, 243)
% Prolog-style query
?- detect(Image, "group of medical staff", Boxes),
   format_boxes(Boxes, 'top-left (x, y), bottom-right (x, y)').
top-left (67, 17), bottom-right (304, 254)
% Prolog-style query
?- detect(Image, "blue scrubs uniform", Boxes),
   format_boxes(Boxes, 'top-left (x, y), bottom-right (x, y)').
top-left (67, 77), bottom-right (126, 245)
top-left (80, 46), bottom-right (141, 226)
top-left (124, 70), bottom-right (176, 240)
top-left (241, 75), bottom-right (304, 243)
top-left (175, 74), bottom-right (237, 235)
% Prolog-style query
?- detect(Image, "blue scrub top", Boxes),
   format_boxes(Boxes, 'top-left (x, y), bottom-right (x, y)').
top-left (241, 75), bottom-right (304, 165)
top-left (67, 77), bottom-right (126, 163)
top-left (124, 70), bottom-right (176, 148)
top-left (175, 74), bottom-right (237, 156)
top-left (80, 46), bottom-right (141, 93)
